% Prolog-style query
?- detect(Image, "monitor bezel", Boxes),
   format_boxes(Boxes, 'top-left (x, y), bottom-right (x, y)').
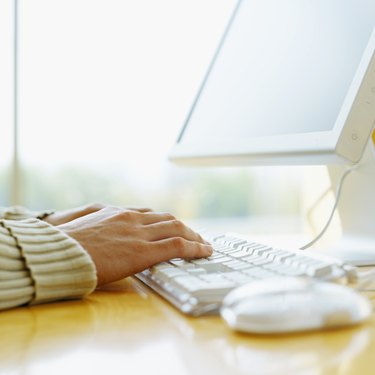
top-left (169, 1), bottom-right (375, 166)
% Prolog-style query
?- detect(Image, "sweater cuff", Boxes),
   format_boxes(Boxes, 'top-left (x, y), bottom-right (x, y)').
top-left (3, 218), bottom-right (97, 304)
top-left (0, 206), bottom-right (54, 221)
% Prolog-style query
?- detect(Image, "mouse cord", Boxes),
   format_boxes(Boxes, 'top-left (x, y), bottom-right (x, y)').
top-left (299, 164), bottom-right (358, 251)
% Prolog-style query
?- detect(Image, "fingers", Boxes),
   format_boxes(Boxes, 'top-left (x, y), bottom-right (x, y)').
top-left (103, 208), bottom-right (206, 244)
top-left (138, 211), bottom-right (177, 225)
top-left (148, 238), bottom-right (213, 264)
top-left (127, 207), bottom-right (153, 213)
top-left (101, 207), bottom-right (173, 225)
top-left (143, 219), bottom-right (206, 244)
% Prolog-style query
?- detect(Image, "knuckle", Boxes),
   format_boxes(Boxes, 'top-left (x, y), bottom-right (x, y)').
top-left (197, 234), bottom-right (206, 243)
top-left (171, 219), bottom-right (184, 230)
top-left (131, 240), bottom-right (147, 252)
top-left (118, 210), bottom-right (139, 221)
top-left (87, 202), bottom-right (105, 211)
top-left (170, 236), bottom-right (186, 249)
top-left (141, 207), bottom-right (153, 212)
top-left (105, 205), bottom-right (120, 212)
top-left (164, 212), bottom-right (176, 221)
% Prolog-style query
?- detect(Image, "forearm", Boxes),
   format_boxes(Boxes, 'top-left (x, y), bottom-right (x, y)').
top-left (0, 218), bottom-right (97, 311)
top-left (0, 204), bottom-right (212, 305)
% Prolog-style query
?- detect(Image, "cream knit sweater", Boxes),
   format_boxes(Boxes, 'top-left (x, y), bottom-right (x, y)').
top-left (0, 206), bottom-right (97, 310)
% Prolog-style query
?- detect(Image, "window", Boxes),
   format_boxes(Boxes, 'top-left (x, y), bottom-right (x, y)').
top-left (0, 0), bottom-right (13, 205)
top-left (3, 0), bottom-right (303, 235)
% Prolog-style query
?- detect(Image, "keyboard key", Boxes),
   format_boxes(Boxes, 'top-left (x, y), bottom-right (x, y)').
top-left (155, 268), bottom-right (188, 282)
top-left (169, 259), bottom-right (195, 269)
top-left (172, 276), bottom-right (208, 291)
top-left (222, 260), bottom-right (252, 271)
top-left (229, 248), bottom-right (255, 258)
top-left (248, 258), bottom-right (273, 266)
top-left (242, 268), bottom-right (277, 279)
top-left (223, 271), bottom-right (255, 284)
top-left (273, 251), bottom-right (295, 262)
top-left (305, 263), bottom-right (333, 277)
top-left (174, 275), bottom-right (235, 296)
top-left (191, 257), bottom-right (232, 272)
top-left (186, 267), bottom-right (207, 275)
top-left (252, 246), bottom-right (274, 256)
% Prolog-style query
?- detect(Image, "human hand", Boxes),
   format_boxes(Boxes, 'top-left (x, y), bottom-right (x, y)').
top-left (44, 203), bottom-right (152, 226)
top-left (58, 206), bottom-right (212, 286)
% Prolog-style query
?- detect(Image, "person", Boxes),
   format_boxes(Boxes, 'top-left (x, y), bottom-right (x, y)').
top-left (0, 203), bottom-right (213, 311)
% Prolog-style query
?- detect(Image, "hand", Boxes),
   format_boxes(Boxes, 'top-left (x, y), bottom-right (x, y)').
top-left (58, 206), bottom-right (212, 286)
top-left (44, 203), bottom-right (152, 226)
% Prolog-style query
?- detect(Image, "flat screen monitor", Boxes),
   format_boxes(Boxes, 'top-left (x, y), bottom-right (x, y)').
top-left (169, 0), bottom-right (375, 265)
top-left (170, 0), bottom-right (375, 166)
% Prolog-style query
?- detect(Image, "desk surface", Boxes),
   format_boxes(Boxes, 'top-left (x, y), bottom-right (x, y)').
top-left (1, 278), bottom-right (375, 375)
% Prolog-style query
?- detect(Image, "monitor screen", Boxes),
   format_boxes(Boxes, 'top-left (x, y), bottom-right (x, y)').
top-left (170, 0), bottom-right (375, 165)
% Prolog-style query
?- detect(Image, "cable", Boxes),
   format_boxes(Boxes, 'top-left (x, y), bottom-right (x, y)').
top-left (305, 185), bottom-right (331, 237)
top-left (299, 164), bottom-right (358, 250)
top-left (299, 162), bottom-right (375, 291)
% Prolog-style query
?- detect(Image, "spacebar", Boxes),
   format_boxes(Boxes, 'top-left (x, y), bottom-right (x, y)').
top-left (173, 275), bottom-right (236, 297)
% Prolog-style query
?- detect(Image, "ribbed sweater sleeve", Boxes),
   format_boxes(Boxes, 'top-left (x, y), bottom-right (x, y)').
top-left (0, 205), bottom-right (53, 221)
top-left (0, 218), bottom-right (97, 310)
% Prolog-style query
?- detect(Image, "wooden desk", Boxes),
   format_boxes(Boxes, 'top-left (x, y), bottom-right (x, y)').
top-left (1, 278), bottom-right (374, 375)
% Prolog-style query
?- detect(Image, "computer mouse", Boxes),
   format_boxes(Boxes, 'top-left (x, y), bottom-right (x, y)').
top-left (220, 277), bottom-right (373, 334)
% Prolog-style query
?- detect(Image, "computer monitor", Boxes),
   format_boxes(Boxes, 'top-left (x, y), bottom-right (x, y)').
top-left (169, 0), bottom-right (375, 265)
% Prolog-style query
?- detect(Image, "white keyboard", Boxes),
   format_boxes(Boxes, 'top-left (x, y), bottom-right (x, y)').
top-left (135, 232), bottom-right (351, 316)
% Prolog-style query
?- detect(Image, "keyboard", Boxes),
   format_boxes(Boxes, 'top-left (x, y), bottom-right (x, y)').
top-left (135, 232), bottom-right (351, 316)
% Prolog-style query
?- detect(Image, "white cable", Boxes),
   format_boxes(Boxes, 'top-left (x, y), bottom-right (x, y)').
top-left (300, 164), bottom-right (358, 250)
top-left (305, 185), bottom-right (331, 235)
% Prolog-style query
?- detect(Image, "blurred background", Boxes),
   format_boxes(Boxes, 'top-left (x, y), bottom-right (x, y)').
top-left (0, 0), bottom-right (311, 235)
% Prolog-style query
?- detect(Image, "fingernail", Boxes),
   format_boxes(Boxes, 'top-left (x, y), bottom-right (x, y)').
top-left (206, 245), bottom-right (213, 255)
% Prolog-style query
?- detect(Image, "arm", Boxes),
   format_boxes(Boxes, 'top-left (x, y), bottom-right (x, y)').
top-left (0, 218), bottom-right (96, 310)
top-left (0, 205), bottom-right (212, 309)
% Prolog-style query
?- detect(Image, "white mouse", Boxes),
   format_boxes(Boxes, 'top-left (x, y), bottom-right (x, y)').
top-left (220, 277), bottom-right (373, 334)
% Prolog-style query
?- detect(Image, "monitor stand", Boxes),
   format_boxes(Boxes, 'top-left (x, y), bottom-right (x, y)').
top-left (322, 135), bottom-right (375, 266)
